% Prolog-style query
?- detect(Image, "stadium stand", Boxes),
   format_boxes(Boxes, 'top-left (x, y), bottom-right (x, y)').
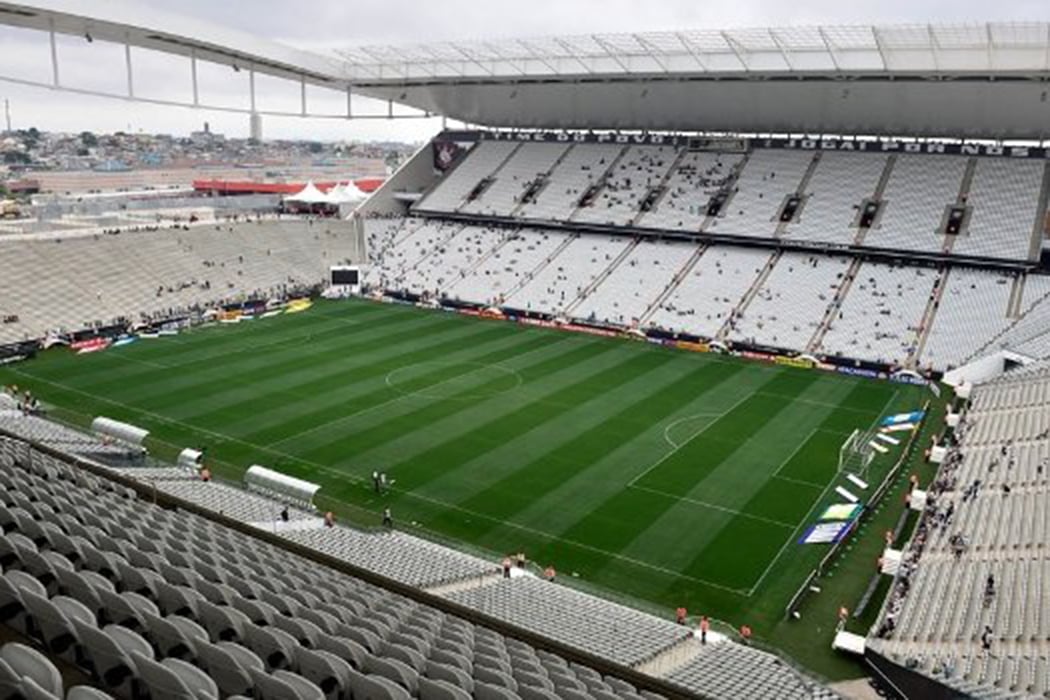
top-left (965, 274), bottom-right (1050, 362)
top-left (414, 139), bottom-right (1048, 267)
top-left (850, 154), bottom-right (965, 255)
top-left (782, 152), bottom-right (889, 246)
top-left (392, 225), bottom-right (507, 299)
top-left (445, 229), bottom-right (572, 307)
top-left (507, 234), bottom-right (631, 315)
top-left (868, 363), bottom-right (1050, 698)
top-left (636, 151), bottom-right (744, 232)
top-left (364, 217), bottom-right (422, 273)
top-left (0, 409), bottom-right (838, 700)
top-left (667, 642), bottom-right (838, 700)
top-left (953, 158), bottom-right (1046, 261)
top-left (417, 141), bottom-right (521, 213)
top-left (706, 149), bottom-right (815, 239)
top-left (645, 246), bottom-right (771, 341)
top-left (573, 239), bottom-right (699, 328)
top-left (513, 145), bottom-right (623, 223)
top-left (281, 528), bottom-right (498, 590)
top-left (573, 146), bottom-right (678, 226)
top-left (728, 253), bottom-right (852, 351)
top-left (459, 143), bottom-right (570, 218)
top-left (367, 220), bottom-right (463, 293)
top-left (0, 217), bottom-right (356, 345)
top-left (814, 261), bottom-right (938, 366)
top-left (918, 268), bottom-right (1016, 371)
top-left (444, 577), bottom-right (690, 668)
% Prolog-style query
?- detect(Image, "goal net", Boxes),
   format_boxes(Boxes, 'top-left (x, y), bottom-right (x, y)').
top-left (839, 428), bottom-right (877, 477)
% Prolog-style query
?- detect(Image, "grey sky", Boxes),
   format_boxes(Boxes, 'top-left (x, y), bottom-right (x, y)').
top-left (1, 0), bottom-right (1047, 142)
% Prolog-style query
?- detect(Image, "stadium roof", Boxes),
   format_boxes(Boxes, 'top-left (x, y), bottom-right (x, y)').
top-left (3, 2), bottom-right (1050, 138)
top-left (336, 24), bottom-right (1050, 81)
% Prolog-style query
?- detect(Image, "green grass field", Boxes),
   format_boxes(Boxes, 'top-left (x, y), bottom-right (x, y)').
top-left (0, 298), bottom-right (935, 678)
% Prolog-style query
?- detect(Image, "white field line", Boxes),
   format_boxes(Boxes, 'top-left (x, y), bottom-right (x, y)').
top-left (746, 387), bottom-right (902, 596)
top-left (4, 366), bottom-right (749, 592)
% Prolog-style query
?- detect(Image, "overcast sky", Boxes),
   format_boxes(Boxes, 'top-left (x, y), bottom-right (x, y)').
top-left (1, 0), bottom-right (1046, 143)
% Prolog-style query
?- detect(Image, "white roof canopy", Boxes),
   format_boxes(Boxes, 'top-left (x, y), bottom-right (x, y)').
top-left (4, 4), bottom-right (1050, 138)
top-left (335, 23), bottom-right (1050, 81)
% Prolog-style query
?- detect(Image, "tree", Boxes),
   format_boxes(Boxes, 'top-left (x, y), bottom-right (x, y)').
top-left (80, 131), bottom-right (98, 148)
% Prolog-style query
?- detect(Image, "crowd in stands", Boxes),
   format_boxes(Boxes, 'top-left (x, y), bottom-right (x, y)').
top-left (870, 364), bottom-right (1050, 697)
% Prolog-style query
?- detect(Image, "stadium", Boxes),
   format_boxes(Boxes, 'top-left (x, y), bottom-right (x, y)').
top-left (0, 2), bottom-right (1047, 699)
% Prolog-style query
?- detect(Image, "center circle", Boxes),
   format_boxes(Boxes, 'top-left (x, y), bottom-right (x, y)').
top-left (385, 361), bottom-right (523, 401)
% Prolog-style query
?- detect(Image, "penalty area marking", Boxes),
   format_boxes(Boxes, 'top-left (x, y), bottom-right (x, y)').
top-left (4, 367), bottom-right (754, 595)
top-left (662, 412), bottom-right (726, 449)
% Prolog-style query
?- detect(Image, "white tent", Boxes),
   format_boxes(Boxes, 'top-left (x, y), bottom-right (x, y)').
top-left (327, 181), bottom-right (368, 205)
top-left (284, 180), bottom-right (330, 204)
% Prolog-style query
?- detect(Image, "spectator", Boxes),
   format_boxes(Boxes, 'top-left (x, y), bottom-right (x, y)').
top-left (199, 465), bottom-right (211, 482)
top-left (699, 616), bottom-right (709, 644)
top-left (516, 552), bottom-right (526, 570)
top-left (981, 626), bottom-right (993, 651)
top-left (280, 506), bottom-right (289, 522)
top-left (372, 471), bottom-right (380, 494)
top-left (740, 625), bottom-right (752, 645)
top-left (382, 508), bottom-right (393, 528)
top-left (502, 557), bottom-right (512, 579)
top-left (675, 607), bottom-right (687, 625)
top-left (544, 565), bottom-right (556, 582)
top-left (323, 511), bottom-right (335, 528)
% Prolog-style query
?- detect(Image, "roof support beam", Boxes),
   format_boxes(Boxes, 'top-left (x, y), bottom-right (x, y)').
top-left (721, 31), bottom-right (750, 71)
top-left (48, 21), bottom-right (59, 87)
top-left (927, 24), bottom-right (941, 71)
top-left (633, 34), bottom-right (669, 72)
top-left (817, 27), bottom-right (841, 71)
top-left (768, 29), bottom-right (796, 70)
top-left (592, 35), bottom-right (630, 72)
top-left (674, 32), bottom-right (708, 71)
top-left (518, 39), bottom-right (559, 74)
top-left (248, 66), bottom-right (255, 112)
top-left (124, 37), bottom-right (133, 98)
top-left (190, 50), bottom-right (199, 106)
top-left (871, 26), bottom-right (891, 71)
top-left (554, 37), bottom-right (593, 74)
top-left (449, 44), bottom-right (499, 76)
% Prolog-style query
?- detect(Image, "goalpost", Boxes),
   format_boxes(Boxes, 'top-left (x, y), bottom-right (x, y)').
top-left (838, 428), bottom-right (878, 478)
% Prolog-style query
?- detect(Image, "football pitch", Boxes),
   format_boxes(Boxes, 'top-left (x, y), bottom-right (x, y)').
top-left (0, 298), bottom-right (928, 665)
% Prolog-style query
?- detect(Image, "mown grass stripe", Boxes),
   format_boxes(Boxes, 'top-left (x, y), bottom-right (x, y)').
top-left (380, 348), bottom-right (675, 493)
top-left (247, 332), bottom-right (577, 449)
top-left (436, 360), bottom-right (745, 540)
top-left (176, 324), bottom-right (559, 430)
top-left (67, 305), bottom-right (450, 396)
top-left (125, 320), bottom-right (519, 413)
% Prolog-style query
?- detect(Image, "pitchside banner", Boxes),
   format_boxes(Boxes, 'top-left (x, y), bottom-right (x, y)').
top-left (455, 129), bottom-right (1050, 159)
top-left (800, 521), bottom-right (854, 545)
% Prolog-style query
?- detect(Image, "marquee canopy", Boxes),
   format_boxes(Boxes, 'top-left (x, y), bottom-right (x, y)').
top-left (3, 2), bottom-right (1050, 138)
